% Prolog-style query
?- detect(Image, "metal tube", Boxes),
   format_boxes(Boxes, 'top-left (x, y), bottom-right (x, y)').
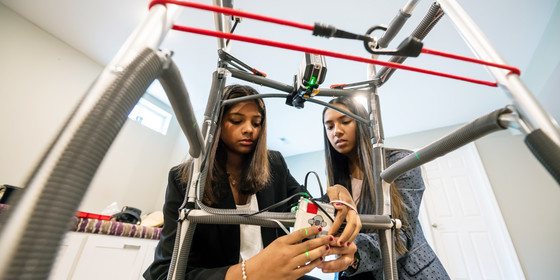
top-left (381, 107), bottom-right (510, 183)
top-left (438, 0), bottom-right (560, 146)
top-left (369, 89), bottom-right (384, 146)
top-left (171, 220), bottom-right (196, 280)
top-left (375, 2), bottom-right (443, 86)
top-left (314, 88), bottom-right (371, 97)
top-left (158, 59), bottom-right (205, 158)
top-left (377, 0), bottom-right (419, 48)
top-left (363, 83), bottom-right (397, 278)
top-left (379, 229), bottom-right (398, 279)
top-left (202, 69), bottom-right (227, 138)
top-left (228, 68), bottom-right (295, 93)
top-left (112, 4), bottom-right (180, 69)
top-left (186, 209), bottom-right (395, 230)
top-left (402, 0), bottom-right (421, 14)
top-left (221, 93), bottom-right (289, 105)
top-left (212, 0), bottom-right (232, 51)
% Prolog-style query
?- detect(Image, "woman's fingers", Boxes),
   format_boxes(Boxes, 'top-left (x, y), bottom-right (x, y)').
top-left (320, 242), bottom-right (357, 273)
top-left (294, 257), bottom-right (323, 276)
top-left (294, 233), bottom-right (332, 254)
top-left (329, 203), bottom-right (347, 236)
top-left (294, 239), bottom-right (330, 267)
top-left (249, 227), bottom-right (331, 280)
top-left (326, 185), bottom-right (342, 200)
top-left (326, 184), bottom-right (361, 244)
top-left (336, 209), bottom-right (361, 245)
top-left (320, 254), bottom-right (354, 273)
top-left (283, 226), bottom-right (323, 244)
top-left (347, 210), bottom-right (361, 241)
top-left (280, 232), bottom-right (332, 278)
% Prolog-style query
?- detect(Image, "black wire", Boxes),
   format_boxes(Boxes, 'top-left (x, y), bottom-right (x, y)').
top-left (225, 18), bottom-right (240, 47)
top-left (240, 192), bottom-right (308, 217)
top-left (304, 171), bottom-right (324, 197)
top-left (309, 197), bottom-right (335, 223)
top-left (239, 189), bottom-right (335, 224)
top-left (238, 170), bottom-right (336, 225)
top-left (302, 171), bottom-right (334, 222)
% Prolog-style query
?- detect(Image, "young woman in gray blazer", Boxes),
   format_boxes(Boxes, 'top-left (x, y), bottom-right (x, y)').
top-left (322, 96), bottom-right (450, 279)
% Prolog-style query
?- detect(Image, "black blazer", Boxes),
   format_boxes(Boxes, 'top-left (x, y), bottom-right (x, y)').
top-left (144, 151), bottom-right (302, 280)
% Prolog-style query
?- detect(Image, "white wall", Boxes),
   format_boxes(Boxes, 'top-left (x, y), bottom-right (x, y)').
top-left (474, 131), bottom-right (559, 280)
top-left (284, 150), bottom-right (327, 199)
top-left (0, 3), bottom-right (101, 184)
top-left (523, 0), bottom-right (560, 124)
top-left (0, 4), bottom-right (185, 214)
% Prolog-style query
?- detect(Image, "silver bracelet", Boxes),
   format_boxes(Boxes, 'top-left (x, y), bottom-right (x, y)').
top-left (242, 260), bottom-right (248, 280)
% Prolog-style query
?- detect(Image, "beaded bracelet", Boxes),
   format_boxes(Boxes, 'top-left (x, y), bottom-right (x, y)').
top-left (241, 260), bottom-right (247, 280)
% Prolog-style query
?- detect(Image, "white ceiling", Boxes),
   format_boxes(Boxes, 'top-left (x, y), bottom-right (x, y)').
top-left (1, 0), bottom-right (558, 156)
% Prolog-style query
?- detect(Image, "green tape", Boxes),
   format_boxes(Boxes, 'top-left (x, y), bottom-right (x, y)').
top-left (414, 152), bottom-right (419, 160)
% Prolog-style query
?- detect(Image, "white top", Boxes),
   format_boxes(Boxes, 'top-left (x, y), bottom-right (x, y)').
top-left (236, 194), bottom-right (263, 262)
top-left (351, 177), bottom-right (363, 205)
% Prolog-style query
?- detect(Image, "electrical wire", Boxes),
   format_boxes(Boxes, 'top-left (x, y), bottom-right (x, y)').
top-left (240, 192), bottom-right (308, 217)
top-left (225, 17), bottom-right (241, 47)
top-left (304, 171), bottom-right (324, 197)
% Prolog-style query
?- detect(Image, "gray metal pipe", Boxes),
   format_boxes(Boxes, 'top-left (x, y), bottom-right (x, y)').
top-left (158, 59), bottom-right (205, 158)
top-left (381, 107), bottom-right (510, 183)
top-left (377, 0), bottom-right (419, 48)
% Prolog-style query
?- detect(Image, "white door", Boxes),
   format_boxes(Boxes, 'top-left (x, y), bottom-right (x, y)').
top-left (419, 143), bottom-right (525, 280)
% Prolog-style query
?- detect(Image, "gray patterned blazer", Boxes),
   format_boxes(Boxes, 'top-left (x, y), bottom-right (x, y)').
top-left (341, 149), bottom-right (450, 280)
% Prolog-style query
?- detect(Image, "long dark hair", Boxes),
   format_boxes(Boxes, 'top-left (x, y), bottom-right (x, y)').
top-left (322, 96), bottom-right (409, 254)
top-left (179, 84), bottom-right (270, 205)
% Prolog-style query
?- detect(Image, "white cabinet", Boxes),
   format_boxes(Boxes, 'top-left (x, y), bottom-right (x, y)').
top-left (49, 232), bottom-right (158, 280)
top-left (49, 232), bottom-right (88, 280)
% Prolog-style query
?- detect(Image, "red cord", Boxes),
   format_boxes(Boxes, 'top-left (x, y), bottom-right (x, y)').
top-left (149, 0), bottom-right (522, 87)
top-left (149, 0), bottom-right (314, 31)
top-left (172, 25), bottom-right (498, 87)
top-left (422, 48), bottom-right (521, 75)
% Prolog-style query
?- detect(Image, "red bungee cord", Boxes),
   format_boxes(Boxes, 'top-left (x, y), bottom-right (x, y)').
top-left (149, 0), bottom-right (521, 87)
top-left (148, 0), bottom-right (314, 31)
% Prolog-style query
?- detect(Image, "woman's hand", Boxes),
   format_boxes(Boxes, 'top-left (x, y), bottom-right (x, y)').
top-left (226, 226), bottom-right (333, 280)
top-left (327, 185), bottom-right (361, 246)
top-left (319, 237), bottom-right (357, 273)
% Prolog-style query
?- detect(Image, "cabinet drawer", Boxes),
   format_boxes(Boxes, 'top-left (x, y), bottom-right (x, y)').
top-left (49, 233), bottom-right (158, 280)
